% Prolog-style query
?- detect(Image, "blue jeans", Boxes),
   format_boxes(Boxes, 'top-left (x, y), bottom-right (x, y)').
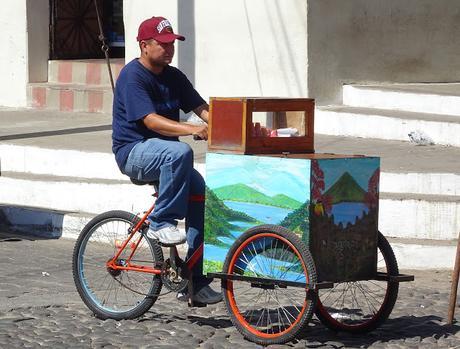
top-left (123, 138), bottom-right (210, 290)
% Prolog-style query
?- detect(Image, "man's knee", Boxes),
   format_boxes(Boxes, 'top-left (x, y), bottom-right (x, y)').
top-left (168, 142), bottom-right (193, 164)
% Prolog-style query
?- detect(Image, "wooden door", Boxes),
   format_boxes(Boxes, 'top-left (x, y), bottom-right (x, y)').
top-left (49, 0), bottom-right (104, 59)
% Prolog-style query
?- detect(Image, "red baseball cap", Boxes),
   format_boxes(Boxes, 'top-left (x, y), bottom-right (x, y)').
top-left (137, 16), bottom-right (185, 43)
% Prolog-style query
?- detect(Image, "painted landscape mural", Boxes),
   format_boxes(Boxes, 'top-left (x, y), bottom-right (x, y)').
top-left (309, 157), bottom-right (381, 282)
top-left (203, 153), bottom-right (381, 282)
top-left (203, 153), bottom-right (311, 274)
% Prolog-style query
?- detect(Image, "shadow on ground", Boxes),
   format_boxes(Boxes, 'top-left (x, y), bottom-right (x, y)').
top-left (0, 204), bottom-right (65, 240)
top-left (298, 316), bottom-right (460, 347)
top-left (139, 311), bottom-right (460, 347)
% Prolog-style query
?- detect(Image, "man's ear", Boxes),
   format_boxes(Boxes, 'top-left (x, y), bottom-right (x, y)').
top-left (139, 41), bottom-right (146, 54)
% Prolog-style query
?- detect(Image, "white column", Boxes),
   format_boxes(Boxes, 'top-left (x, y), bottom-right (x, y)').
top-left (0, 0), bottom-right (28, 107)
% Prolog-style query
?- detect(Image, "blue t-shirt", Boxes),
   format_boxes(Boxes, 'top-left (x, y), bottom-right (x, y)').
top-left (112, 59), bottom-right (205, 171)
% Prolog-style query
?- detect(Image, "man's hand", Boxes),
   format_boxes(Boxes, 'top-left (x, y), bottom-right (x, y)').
top-left (191, 123), bottom-right (208, 140)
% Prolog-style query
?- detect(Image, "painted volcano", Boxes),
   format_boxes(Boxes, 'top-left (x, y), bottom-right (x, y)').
top-left (324, 172), bottom-right (366, 204)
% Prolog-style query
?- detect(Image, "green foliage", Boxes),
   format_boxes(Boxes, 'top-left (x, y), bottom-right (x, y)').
top-left (214, 183), bottom-right (302, 209)
top-left (279, 201), bottom-right (310, 237)
top-left (204, 186), bottom-right (257, 245)
top-left (203, 259), bottom-right (224, 274)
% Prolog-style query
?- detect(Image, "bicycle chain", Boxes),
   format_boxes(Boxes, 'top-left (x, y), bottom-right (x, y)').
top-left (110, 273), bottom-right (175, 298)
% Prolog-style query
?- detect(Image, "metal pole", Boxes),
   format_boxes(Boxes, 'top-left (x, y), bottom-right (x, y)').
top-left (447, 231), bottom-right (460, 324)
top-left (93, 0), bottom-right (115, 93)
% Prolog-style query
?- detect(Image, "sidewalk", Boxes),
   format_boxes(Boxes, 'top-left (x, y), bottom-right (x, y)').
top-left (0, 107), bottom-right (459, 269)
top-left (1, 107), bottom-right (457, 173)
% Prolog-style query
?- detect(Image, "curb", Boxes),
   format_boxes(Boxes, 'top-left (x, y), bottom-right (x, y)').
top-left (0, 204), bottom-right (92, 240)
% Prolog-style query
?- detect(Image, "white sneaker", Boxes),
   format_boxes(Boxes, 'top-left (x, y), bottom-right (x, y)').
top-left (146, 225), bottom-right (186, 245)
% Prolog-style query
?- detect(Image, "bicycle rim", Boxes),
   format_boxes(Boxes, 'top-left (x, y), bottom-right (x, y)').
top-left (76, 214), bottom-right (161, 317)
top-left (224, 227), bottom-right (316, 344)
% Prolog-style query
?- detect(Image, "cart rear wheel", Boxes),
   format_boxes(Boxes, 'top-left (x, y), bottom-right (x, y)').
top-left (315, 231), bottom-right (399, 333)
top-left (222, 225), bottom-right (317, 345)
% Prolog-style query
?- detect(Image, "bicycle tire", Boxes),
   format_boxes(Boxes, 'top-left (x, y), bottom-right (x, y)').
top-left (222, 224), bottom-right (317, 345)
top-left (315, 231), bottom-right (399, 333)
top-left (72, 210), bottom-right (163, 320)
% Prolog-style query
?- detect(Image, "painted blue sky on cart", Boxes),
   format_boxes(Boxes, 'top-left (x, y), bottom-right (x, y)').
top-left (320, 157), bottom-right (380, 192)
top-left (205, 153), bottom-right (310, 202)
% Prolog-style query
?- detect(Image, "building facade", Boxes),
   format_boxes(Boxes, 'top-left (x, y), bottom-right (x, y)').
top-left (2, 0), bottom-right (460, 108)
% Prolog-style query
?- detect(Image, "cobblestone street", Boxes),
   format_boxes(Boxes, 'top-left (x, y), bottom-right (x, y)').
top-left (1, 237), bottom-right (459, 348)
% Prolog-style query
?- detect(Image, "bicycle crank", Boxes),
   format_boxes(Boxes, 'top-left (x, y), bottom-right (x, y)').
top-left (161, 257), bottom-right (189, 292)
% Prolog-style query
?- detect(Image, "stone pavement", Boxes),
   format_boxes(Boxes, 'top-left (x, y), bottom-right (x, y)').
top-left (1, 235), bottom-right (460, 349)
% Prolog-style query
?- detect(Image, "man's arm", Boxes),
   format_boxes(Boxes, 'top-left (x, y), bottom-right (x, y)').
top-left (143, 113), bottom-right (208, 140)
top-left (193, 103), bottom-right (209, 123)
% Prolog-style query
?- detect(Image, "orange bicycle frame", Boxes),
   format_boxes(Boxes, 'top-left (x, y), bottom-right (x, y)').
top-left (105, 192), bottom-right (204, 274)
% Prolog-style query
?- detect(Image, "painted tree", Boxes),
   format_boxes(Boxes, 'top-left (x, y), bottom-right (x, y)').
top-left (364, 168), bottom-right (380, 209)
top-left (311, 160), bottom-right (332, 215)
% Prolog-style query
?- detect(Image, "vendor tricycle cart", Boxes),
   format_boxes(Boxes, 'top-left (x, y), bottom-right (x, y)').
top-left (204, 97), bottom-right (413, 344)
top-left (72, 97), bottom-right (413, 346)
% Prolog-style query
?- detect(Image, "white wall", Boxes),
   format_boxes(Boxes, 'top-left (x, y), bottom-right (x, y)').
top-left (125, 1), bottom-right (460, 105)
top-left (2, 0), bottom-right (460, 108)
top-left (308, 0), bottom-right (460, 104)
top-left (0, 1), bottom-right (28, 107)
top-left (124, 0), bottom-right (308, 103)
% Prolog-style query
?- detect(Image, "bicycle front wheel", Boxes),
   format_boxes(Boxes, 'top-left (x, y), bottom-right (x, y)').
top-left (315, 232), bottom-right (399, 333)
top-left (222, 225), bottom-right (317, 346)
top-left (72, 210), bottom-right (163, 320)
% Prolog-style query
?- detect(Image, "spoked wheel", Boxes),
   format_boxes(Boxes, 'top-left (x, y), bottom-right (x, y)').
top-left (222, 225), bottom-right (317, 346)
top-left (72, 210), bottom-right (163, 320)
top-left (315, 231), bottom-right (399, 333)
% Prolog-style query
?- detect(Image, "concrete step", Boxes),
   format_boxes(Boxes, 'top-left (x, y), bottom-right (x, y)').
top-left (380, 192), bottom-right (459, 240)
top-left (388, 237), bottom-right (457, 269)
top-left (343, 83), bottom-right (460, 115)
top-left (0, 171), bottom-right (153, 215)
top-left (0, 108), bottom-right (458, 250)
top-left (0, 170), bottom-right (458, 241)
top-left (1, 141), bottom-right (459, 197)
top-left (48, 59), bottom-right (124, 86)
top-left (27, 83), bottom-right (113, 113)
top-left (315, 105), bottom-right (460, 147)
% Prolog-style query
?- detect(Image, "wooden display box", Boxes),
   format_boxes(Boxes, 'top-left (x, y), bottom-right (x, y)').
top-left (208, 97), bottom-right (315, 154)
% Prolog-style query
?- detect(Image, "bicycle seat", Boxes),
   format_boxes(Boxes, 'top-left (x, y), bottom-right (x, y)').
top-left (130, 178), bottom-right (159, 192)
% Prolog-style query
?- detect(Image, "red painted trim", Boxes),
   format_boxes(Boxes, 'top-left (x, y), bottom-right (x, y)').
top-left (189, 195), bottom-right (205, 202)
top-left (58, 61), bottom-right (72, 83)
top-left (187, 243), bottom-right (203, 269)
top-left (60, 90), bottom-right (74, 111)
top-left (88, 91), bottom-right (103, 112)
top-left (86, 63), bottom-right (102, 85)
top-left (32, 87), bottom-right (46, 108)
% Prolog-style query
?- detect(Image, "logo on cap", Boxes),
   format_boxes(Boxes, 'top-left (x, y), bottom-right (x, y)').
top-left (157, 19), bottom-right (172, 33)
